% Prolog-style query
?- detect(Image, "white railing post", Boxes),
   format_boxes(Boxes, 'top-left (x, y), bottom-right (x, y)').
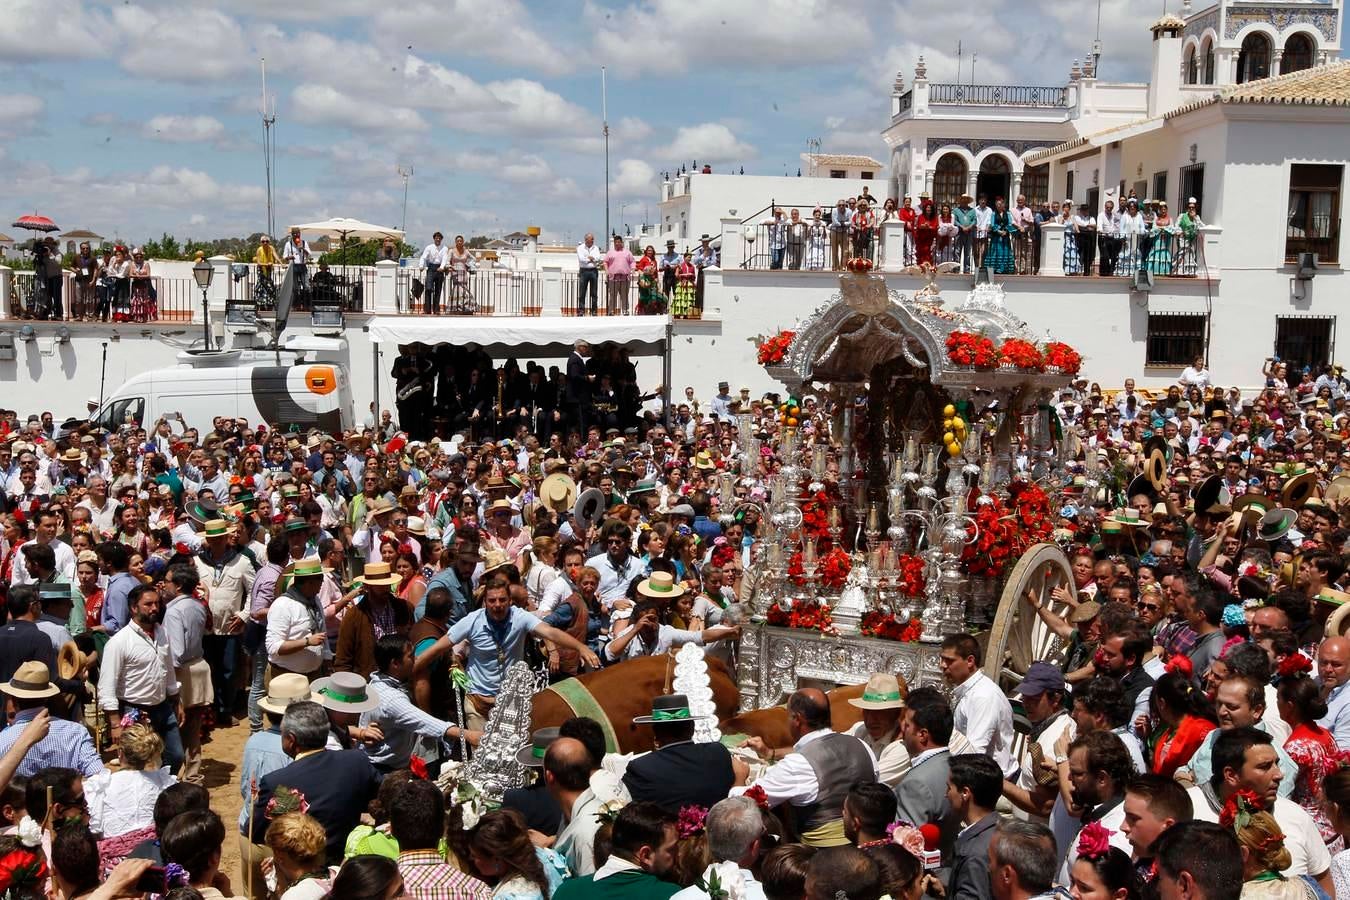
top-left (1198, 225), bottom-right (1222, 276)
top-left (701, 269), bottom-right (723, 318)
top-left (719, 217), bottom-right (742, 269)
top-left (541, 266), bottom-right (564, 316)
top-left (1039, 222), bottom-right (1065, 276)
top-left (373, 260), bottom-right (399, 314)
top-left (208, 256), bottom-right (231, 313)
top-left (0, 266), bottom-right (11, 318)
top-left (880, 220), bottom-right (907, 271)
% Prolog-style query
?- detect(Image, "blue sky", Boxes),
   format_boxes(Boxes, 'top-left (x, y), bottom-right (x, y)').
top-left (2, 0), bottom-right (1205, 248)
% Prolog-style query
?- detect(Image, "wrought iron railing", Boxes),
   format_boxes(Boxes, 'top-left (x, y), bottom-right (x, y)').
top-left (928, 83), bottom-right (1069, 107)
top-left (10, 270), bottom-right (197, 321)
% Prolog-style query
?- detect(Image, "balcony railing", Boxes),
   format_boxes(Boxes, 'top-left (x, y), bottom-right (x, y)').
top-left (928, 83), bottom-right (1069, 107)
top-left (10, 270), bottom-right (198, 321)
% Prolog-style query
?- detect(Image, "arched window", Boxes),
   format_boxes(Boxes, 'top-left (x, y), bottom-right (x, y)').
top-left (1185, 45), bottom-right (1198, 84)
top-left (1238, 33), bottom-right (1272, 83)
top-left (932, 154), bottom-right (967, 207)
top-left (1202, 39), bottom-right (1215, 83)
top-left (1282, 33), bottom-right (1315, 74)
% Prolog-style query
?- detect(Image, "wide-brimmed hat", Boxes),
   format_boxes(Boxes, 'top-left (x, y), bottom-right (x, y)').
top-left (311, 672), bottom-right (380, 714)
top-left (355, 561), bottom-right (402, 587)
top-left (283, 516), bottom-right (309, 534)
top-left (202, 518), bottom-right (232, 538)
top-left (632, 693), bottom-right (708, 725)
top-left (1142, 435), bottom-right (1168, 492)
top-left (515, 726), bottom-right (560, 767)
top-left (1326, 475), bottom-right (1350, 506)
top-left (1193, 474), bottom-right (1230, 514)
top-left (1257, 507), bottom-right (1298, 543)
top-left (406, 516), bottom-right (427, 536)
top-left (60, 448), bottom-right (83, 463)
top-left (1, 661), bottom-right (59, 700)
top-left (257, 673), bottom-right (316, 715)
top-left (1282, 466), bottom-right (1318, 509)
top-left (637, 571), bottom-right (686, 600)
top-left (481, 549), bottom-right (512, 575)
top-left (627, 479), bottom-right (659, 500)
top-left (1125, 474), bottom-right (1156, 502)
top-left (57, 642), bottom-right (89, 686)
top-left (1104, 508), bottom-right (1146, 530)
top-left (487, 498), bottom-right (514, 517)
top-left (573, 488), bottom-right (605, 532)
top-left (365, 497), bottom-right (397, 524)
top-left (1232, 492), bottom-right (1273, 526)
top-left (846, 673), bottom-right (906, 711)
top-left (291, 557), bottom-right (327, 580)
top-left (693, 451), bottom-right (716, 471)
top-left (1327, 602), bottom-right (1350, 639)
top-left (541, 473), bottom-right (578, 512)
top-left (188, 498), bottom-right (221, 524)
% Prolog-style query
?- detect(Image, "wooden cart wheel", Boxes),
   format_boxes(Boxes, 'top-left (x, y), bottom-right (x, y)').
top-left (981, 542), bottom-right (1075, 694)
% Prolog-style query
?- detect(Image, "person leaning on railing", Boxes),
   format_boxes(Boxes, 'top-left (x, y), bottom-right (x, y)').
top-left (254, 236), bottom-right (281, 280)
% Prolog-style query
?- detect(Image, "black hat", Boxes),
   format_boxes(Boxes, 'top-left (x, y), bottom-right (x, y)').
top-left (1126, 474), bottom-right (1156, 501)
top-left (1193, 474), bottom-right (1229, 514)
top-left (632, 693), bottom-right (707, 725)
top-left (515, 726), bottom-right (560, 767)
top-left (665, 239), bottom-right (676, 247)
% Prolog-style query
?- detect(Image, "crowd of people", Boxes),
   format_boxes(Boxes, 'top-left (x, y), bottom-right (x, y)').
top-left (19, 238), bottom-right (160, 323)
top-left (0, 344), bottom-right (1344, 899)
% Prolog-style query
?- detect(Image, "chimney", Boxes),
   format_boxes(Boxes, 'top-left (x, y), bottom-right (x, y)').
top-left (525, 226), bottom-right (540, 254)
top-left (1148, 15), bottom-right (1185, 117)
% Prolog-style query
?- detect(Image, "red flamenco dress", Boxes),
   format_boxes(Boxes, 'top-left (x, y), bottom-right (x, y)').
top-left (1151, 714), bottom-right (1216, 779)
top-left (914, 208), bottom-right (939, 266)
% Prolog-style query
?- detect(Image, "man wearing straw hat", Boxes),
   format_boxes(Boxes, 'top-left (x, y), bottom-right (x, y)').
top-left (335, 561), bottom-right (411, 678)
top-left (196, 518), bottom-right (255, 727)
top-left (265, 557), bottom-right (330, 680)
top-left (0, 661), bottom-right (102, 777)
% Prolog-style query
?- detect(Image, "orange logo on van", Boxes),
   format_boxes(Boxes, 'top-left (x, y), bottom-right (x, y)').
top-left (305, 366), bottom-right (337, 396)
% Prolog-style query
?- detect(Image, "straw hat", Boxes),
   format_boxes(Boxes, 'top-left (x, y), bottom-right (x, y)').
top-left (202, 519), bottom-right (232, 539)
top-left (60, 448), bottom-right (83, 463)
top-left (1282, 465), bottom-right (1318, 509)
top-left (1, 661), bottom-right (59, 700)
top-left (481, 549), bottom-right (512, 575)
top-left (637, 571), bottom-right (686, 600)
top-left (1231, 493), bottom-right (1273, 526)
top-left (311, 672), bottom-right (380, 714)
top-left (365, 497), bottom-right (397, 524)
top-left (57, 642), bottom-right (89, 682)
top-left (541, 472), bottom-right (578, 512)
top-left (487, 498), bottom-right (514, 517)
top-left (355, 561), bottom-right (402, 587)
top-left (846, 673), bottom-right (906, 711)
top-left (257, 673), bottom-right (316, 715)
top-left (1326, 475), bottom-right (1350, 506)
top-left (406, 516), bottom-right (427, 536)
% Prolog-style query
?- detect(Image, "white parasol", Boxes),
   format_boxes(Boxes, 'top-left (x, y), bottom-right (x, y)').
top-left (289, 217), bottom-right (405, 265)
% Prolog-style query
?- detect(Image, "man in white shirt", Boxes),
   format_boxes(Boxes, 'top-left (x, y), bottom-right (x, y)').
top-left (1186, 727), bottom-right (1332, 893)
top-left (843, 673), bottom-right (910, 787)
top-left (1001, 663), bottom-right (1073, 820)
top-left (265, 558), bottom-right (329, 677)
top-left (973, 195), bottom-right (994, 269)
top-left (603, 598), bottom-right (738, 663)
top-left (941, 634), bottom-right (1016, 778)
top-left (75, 476), bottom-right (118, 537)
top-left (10, 508), bottom-right (76, 585)
top-left (97, 582), bottom-right (185, 775)
top-left (576, 233), bottom-right (602, 315)
top-left (1056, 731), bottom-right (1135, 884)
top-left (1097, 198), bottom-right (1122, 275)
top-left (418, 231), bottom-right (449, 315)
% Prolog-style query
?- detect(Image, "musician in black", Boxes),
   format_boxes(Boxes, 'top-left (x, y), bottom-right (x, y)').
top-left (517, 366), bottom-right (556, 442)
top-left (392, 344), bottom-right (435, 439)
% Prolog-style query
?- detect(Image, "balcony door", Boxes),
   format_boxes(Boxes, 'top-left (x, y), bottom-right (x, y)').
top-left (977, 155), bottom-right (1011, 206)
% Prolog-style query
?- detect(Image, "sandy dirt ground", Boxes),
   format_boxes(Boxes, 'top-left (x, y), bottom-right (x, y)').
top-left (198, 716), bottom-right (250, 884)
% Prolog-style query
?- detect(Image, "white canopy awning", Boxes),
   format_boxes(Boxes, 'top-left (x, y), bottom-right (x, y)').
top-left (366, 315), bottom-right (670, 355)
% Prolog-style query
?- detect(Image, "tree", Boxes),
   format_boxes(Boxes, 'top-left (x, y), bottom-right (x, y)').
top-left (314, 237), bottom-right (416, 266)
top-left (465, 235), bottom-right (493, 249)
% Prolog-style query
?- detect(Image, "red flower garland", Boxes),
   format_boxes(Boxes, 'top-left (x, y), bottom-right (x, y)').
top-left (860, 610), bottom-right (924, 642)
top-left (945, 331), bottom-right (997, 368)
top-left (894, 553), bottom-right (927, 598)
top-left (846, 257), bottom-right (874, 273)
top-left (800, 489), bottom-right (833, 542)
top-left (766, 599), bottom-right (835, 634)
top-left (960, 481), bottom-right (1054, 578)
top-left (817, 547), bottom-right (852, 592)
top-left (757, 330), bottom-right (795, 366)
top-left (998, 338), bottom-right (1044, 371)
top-left (1042, 341), bottom-right (1082, 374)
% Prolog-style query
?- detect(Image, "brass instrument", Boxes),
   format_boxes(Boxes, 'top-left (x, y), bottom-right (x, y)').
top-left (497, 367), bottom-right (506, 419)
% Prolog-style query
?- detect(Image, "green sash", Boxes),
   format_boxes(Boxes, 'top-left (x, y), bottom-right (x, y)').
top-left (543, 678), bottom-right (621, 754)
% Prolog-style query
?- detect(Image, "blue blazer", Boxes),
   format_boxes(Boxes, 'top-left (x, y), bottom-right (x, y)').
top-left (251, 749), bottom-right (380, 863)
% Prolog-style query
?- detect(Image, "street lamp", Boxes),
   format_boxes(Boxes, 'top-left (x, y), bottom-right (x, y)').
top-left (192, 253), bottom-right (214, 350)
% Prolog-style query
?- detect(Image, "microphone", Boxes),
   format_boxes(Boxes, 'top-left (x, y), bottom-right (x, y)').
top-left (919, 823), bottom-right (942, 871)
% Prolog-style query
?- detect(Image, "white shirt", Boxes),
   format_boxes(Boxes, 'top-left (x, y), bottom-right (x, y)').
top-left (539, 573), bottom-right (576, 617)
top-left (10, 538), bottom-right (76, 585)
top-left (1018, 713), bottom-right (1074, 795)
top-left (605, 622), bottom-right (703, 662)
top-left (86, 767), bottom-right (177, 838)
top-left (76, 496), bottom-right (118, 535)
top-left (554, 788), bottom-right (603, 877)
top-left (266, 593), bottom-right (327, 674)
top-left (576, 242), bottom-right (602, 270)
top-left (419, 242), bottom-right (449, 268)
top-left (974, 205), bottom-right (994, 237)
top-left (98, 621), bottom-right (179, 711)
top-left (846, 722), bottom-right (910, 787)
top-left (1057, 800), bottom-right (1132, 884)
top-left (672, 863), bottom-right (767, 900)
top-left (730, 727), bottom-right (878, 807)
top-left (952, 670), bottom-right (1017, 778)
top-left (1188, 787), bottom-right (1332, 877)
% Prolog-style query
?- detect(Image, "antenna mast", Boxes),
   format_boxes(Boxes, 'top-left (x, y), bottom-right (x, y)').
top-left (1092, 0), bottom-right (1104, 75)
top-left (398, 165), bottom-right (414, 234)
top-left (260, 59), bottom-right (277, 239)
top-left (602, 66), bottom-right (610, 240)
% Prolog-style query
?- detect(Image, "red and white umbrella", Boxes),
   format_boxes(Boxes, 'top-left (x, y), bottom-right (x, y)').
top-left (11, 214), bottom-right (59, 233)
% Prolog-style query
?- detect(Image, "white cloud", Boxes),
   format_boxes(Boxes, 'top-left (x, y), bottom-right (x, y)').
top-left (589, 0), bottom-right (871, 75)
top-left (610, 158), bottom-right (656, 197)
top-left (111, 5), bottom-right (251, 82)
top-left (143, 115), bottom-right (226, 143)
top-left (668, 123), bottom-right (755, 164)
top-left (291, 84), bottom-right (428, 132)
top-left (0, 95), bottom-right (45, 127)
top-left (615, 117), bottom-right (653, 142)
top-left (372, 0), bottom-right (573, 77)
top-left (0, 0), bottom-right (106, 62)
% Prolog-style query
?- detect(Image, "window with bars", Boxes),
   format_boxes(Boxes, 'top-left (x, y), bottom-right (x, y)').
top-left (1021, 166), bottom-right (1049, 205)
top-left (1153, 172), bottom-right (1168, 206)
top-left (933, 154), bottom-right (968, 207)
top-left (1275, 316), bottom-right (1335, 373)
top-left (1286, 163), bottom-right (1341, 263)
top-left (1146, 313), bottom-right (1207, 366)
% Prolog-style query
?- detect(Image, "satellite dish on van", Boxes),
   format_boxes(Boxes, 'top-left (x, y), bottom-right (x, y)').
top-left (273, 262), bottom-right (296, 338)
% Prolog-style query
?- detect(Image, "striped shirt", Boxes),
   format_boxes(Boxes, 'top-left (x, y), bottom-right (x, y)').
top-left (398, 850), bottom-right (490, 900)
top-left (0, 707), bottom-right (104, 777)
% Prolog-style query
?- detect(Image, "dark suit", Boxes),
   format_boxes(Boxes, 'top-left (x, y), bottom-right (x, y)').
top-left (948, 812), bottom-right (998, 900)
top-left (501, 782), bottom-right (564, 836)
top-left (565, 352), bottom-right (592, 435)
top-left (251, 749), bottom-right (380, 864)
top-left (623, 741), bottom-right (735, 813)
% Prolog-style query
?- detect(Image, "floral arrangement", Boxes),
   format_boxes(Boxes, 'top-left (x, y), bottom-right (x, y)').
top-left (1218, 789), bottom-right (1264, 830)
top-left (817, 547), bottom-right (852, 592)
top-left (1076, 821), bottom-right (1113, 860)
top-left (677, 805), bottom-right (709, 839)
top-left (1043, 341), bottom-right (1083, 375)
top-left (434, 761), bottom-right (487, 830)
top-left (961, 481), bottom-right (1054, 578)
top-left (766, 599), bottom-right (835, 634)
top-left (743, 785), bottom-right (770, 810)
top-left (799, 488), bottom-right (835, 542)
top-left (0, 847), bottom-right (46, 896)
top-left (894, 553), bottom-right (928, 598)
top-left (265, 786), bottom-right (310, 820)
top-left (757, 330), bottom-right (795, 366)
top-left (887, 823), bottom-right (927, 857)
top-left (998, 338), bottom-right (1044, 370)
top-left (945, 331), bottom-right (997, 368)
top-left (860, 610), bottom-right (923, 642)
top-left (846, 257), bottom-right (874, 273)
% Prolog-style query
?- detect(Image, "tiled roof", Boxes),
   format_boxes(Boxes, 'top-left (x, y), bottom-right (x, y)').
top-left (0, 234), bottom-right (12, 243)
top-left (804, 153), bottom-right (884, 168)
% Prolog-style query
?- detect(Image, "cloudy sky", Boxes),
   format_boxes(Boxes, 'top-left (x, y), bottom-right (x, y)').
top-left (3, 0), bottom-right (1205, 247)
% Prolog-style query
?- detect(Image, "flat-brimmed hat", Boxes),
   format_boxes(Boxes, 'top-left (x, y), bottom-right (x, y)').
top-left (1257, 506), bottom-right (1297, 543)
top-left (1232, 492), bottom-right (1274, 526)
top-left (1326, 475), bottom-right (1350, 506)
top-left (627, 479), bottom-right (659, 499)
top-left (1142, 435), bottom-right (1168, 492)
top-left (257, 673), bottom-right (316, 715)
top-left (355, 561), bottom-right (402, 587)
top-left (481, 549), bottom-right (512, 575)
top-left (406, 516), bottom-right (427, 536)
top-left (515, 727), bottom-right (560, 767)
top-left (188, 498), bottom-right (221, 524)
top-left (311, 672), bottom-right (380, 714)
top-left (1282, 465), bottom-right (1318, 509)
top-left (60, 448), bottom-right (83, 463)
top-left (846, 673), bottom-right (906, 711)
top-left (283, 516), bottom-right (309, 534)
top-left (1016, 661), bottom-right (1066, 698)
top-left (1193, 474), bottom-right (1230, 514)
top-left (202, 518), bottom-right (232, 538)
top-left (291, 557), bottom-right (327, 580)
top-left (637, 571), bottom-right (686, 600)
top-left (541, 472), bottom-right (578, 512)
top-left (1, 661), bottom-right (59, 700)
top-left (487, 498), bottom-right (514, 517)
top-left (57, 641), bottom-right (89, 684)
top-left (632, 693), bottom-right (708, 725)
top-left (573, 487), bottom-right (605, 532)
top-left (365, 497), bottom-right (396, 524)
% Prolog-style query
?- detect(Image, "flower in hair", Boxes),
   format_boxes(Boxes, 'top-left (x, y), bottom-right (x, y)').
top-left (14, 818), bottom-right (39, 850)
top-left (743, 785), bottom-right (770, 810)
top-left (408, 756), bottom-right (429, 780)
top-left (1219, 788), bottom-right (1264, 830)
top-left (1276, 653), bottom-right (1313, 680)
top-left (887, 823), bottom-right (926, 857)
top-left (1163, 655), bottom-right (1193, 678)
top-left (677, 804), bottom-right (708, 839)
top-left (163, 863), bottom-right (189, 888)
top-left (1076, 821), bottom-right (1112, 860)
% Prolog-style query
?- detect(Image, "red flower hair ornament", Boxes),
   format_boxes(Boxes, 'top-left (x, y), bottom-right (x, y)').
top-left (1076, 821), bottom-right (1113, 861)
top-left (1163, 655), bottom-right (1194, 679)
top-left (1218, 789), bottom-right (1264, 830)
top-left (1276, 653), bottom-right (1313, 680)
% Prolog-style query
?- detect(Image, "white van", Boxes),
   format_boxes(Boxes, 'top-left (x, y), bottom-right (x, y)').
top-left (90, 343), bottom-right (354, 435)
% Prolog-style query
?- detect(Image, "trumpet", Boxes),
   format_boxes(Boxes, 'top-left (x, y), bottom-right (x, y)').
top-left (496, 367), bottom-right (506, 419)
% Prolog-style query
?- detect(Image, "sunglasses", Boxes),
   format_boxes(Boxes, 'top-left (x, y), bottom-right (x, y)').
top-left (1137, 601), bottom-right (1162, 612)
